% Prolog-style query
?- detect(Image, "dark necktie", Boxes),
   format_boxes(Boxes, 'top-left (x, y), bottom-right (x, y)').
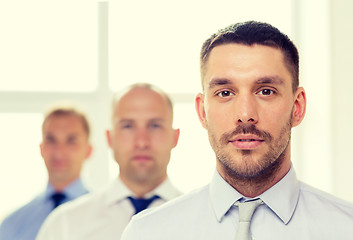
top-left (128, 195), bottom-right (160, 214)
top-left (51, 192), bottom-right (66, 209)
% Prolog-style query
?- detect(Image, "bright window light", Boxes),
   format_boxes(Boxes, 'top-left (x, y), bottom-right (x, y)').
top-left (108, 0), bottom-right (292, 93)
top-left (0, 0), bottom-right (98, 92)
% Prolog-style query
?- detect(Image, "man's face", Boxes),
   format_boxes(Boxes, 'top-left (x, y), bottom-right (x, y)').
top-left (107, 88), bottom-right (179, 185)
top-left (40, 115), bottom-right (92, 185)
top-left (196, 43), bottom-right (305, 182)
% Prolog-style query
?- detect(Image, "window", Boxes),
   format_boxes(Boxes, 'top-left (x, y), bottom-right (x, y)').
top-left (108, 0), bottom-right (293, 93)
top-left (0, 0), bottom-right (97, 92)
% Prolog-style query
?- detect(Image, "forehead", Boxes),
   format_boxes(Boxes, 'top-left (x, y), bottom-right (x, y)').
top-left (203, 43), bottom-right (291, 88)
top-left (113, 88), bottom-right (172, 122)
top-left (43, 115), bottom-right (86, 134)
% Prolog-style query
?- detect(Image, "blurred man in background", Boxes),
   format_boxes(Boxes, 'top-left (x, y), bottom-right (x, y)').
top-left (36, 83), bottom-right (181, 240)
top-left (0, 105), bottom-right (92, 240)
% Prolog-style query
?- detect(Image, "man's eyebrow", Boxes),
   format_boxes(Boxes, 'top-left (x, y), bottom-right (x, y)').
top-left (118, 119), bottom-right (132, 123)
top-left (255, 76), bottom-right (284, 85)
top-left (149, 118), bottom-right (164, 122)
top-left (116, 119), bottom-right (133, 125)
top-left (208, 78), bottom-right (232, 89)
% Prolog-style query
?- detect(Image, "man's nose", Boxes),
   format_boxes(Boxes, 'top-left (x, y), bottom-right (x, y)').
top-left (234, 94), bottom-right (258, 124)
top-left (135, 129), bottom-right (150, 149)
top-left (52, 143), bottom-right (67, 157)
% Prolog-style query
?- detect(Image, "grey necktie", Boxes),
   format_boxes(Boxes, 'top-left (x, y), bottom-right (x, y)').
top-left (234, 199), bottom-right (263, 240)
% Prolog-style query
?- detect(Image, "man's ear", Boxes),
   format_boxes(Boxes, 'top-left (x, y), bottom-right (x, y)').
top-left (85, 144), bottom-right (93, 159)
top-left (292, 87), bottom-right (306, 127)
top-left (172, 128), bottom-right (180, 149)
top-left (39, 142), bottom-right (44, 158)
top-left (195, 93), bottom-right (207, 129)
top-left (106, 130), bottom-right (113, 148)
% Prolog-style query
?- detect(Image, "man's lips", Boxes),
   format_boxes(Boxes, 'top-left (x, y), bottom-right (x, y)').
top-left (230, 134), bottom-right (264, 149)
top-left (132, 155), bottom-right (152, 161)
top-left (50, 159), bottom-right (68, 170)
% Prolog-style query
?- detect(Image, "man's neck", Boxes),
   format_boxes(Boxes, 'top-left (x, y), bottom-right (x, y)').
top-left (49, 177), bottom-right (78, 192)
top-left (120, 175), bottom-right (166, 198)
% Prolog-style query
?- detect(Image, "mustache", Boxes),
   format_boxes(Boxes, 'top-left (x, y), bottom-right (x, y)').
top-left (219, 124), bottom-right (273, 145)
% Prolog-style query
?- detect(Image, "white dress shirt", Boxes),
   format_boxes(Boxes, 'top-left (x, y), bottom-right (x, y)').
top-left (121, 167), bottom-right (353, 240)
top-left (36, 177), bottom-right (181, 240)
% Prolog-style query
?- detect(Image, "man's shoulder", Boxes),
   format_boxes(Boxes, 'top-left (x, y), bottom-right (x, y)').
top-left (299, 181), bottom-right (353, 216)
top-left (121, 185), bottom-right (211, 240)
top-left (52, 187), bottom-right (105, 217)
top-left (132, 184), bottom-right (209, 222)
top-left (1, 195), bottom-right (42, 225)
top-left (36, 185), bottom-right (119, 240)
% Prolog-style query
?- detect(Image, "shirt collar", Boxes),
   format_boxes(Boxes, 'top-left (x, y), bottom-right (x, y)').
top-left (104, 177), bottom-right (131, 206)
top-left (209, 170), bottom-right (243, 222)
top-left (105, 177), bottom-right (181, 207)
top-left (44, 178), bottom-right (89, 200)
top-left (259, 166), bottom-right (300, 224)
top-left (148, 177), bottom-right (181, 200)
top-left (209, 166), bottom-right (300, 224)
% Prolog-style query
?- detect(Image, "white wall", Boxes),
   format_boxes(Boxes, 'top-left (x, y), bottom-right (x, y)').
top-left (330, 0), bottom-right (353, 200)
top-left (292, 0), bottom-right (353, 202)
top-left (291, 0), bottom-right (333, 194)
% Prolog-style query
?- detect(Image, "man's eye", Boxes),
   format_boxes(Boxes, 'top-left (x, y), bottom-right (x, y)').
top-left (217, 91), bottom-right (234, 98)
top-left (67, 137), bottom-right (77, 145)
top-left (258, 89), bottom-right (275, 96)
top-left (45, 136), bottom-right (55, 144)
top-left (150, 123), bottom-right (161, 129)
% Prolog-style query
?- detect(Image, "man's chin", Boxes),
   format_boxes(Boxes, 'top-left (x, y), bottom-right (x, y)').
top-left (218, 155), bottom-right (268, 178)
top-left (131, 170), bottom-right (155, 183)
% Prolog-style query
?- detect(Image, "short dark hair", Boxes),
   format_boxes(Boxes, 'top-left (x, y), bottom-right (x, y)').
top-left (42, 106), bottom-right (90, 137)
top-left (200, 21), bottom-right (299, 91)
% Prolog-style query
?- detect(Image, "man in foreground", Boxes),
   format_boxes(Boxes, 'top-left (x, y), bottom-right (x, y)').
top-left (121, 21), bottom-right (353, 239)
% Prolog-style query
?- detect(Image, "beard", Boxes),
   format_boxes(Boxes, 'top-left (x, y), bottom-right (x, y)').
top-left (208, 117), bottom-right (292, 184)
